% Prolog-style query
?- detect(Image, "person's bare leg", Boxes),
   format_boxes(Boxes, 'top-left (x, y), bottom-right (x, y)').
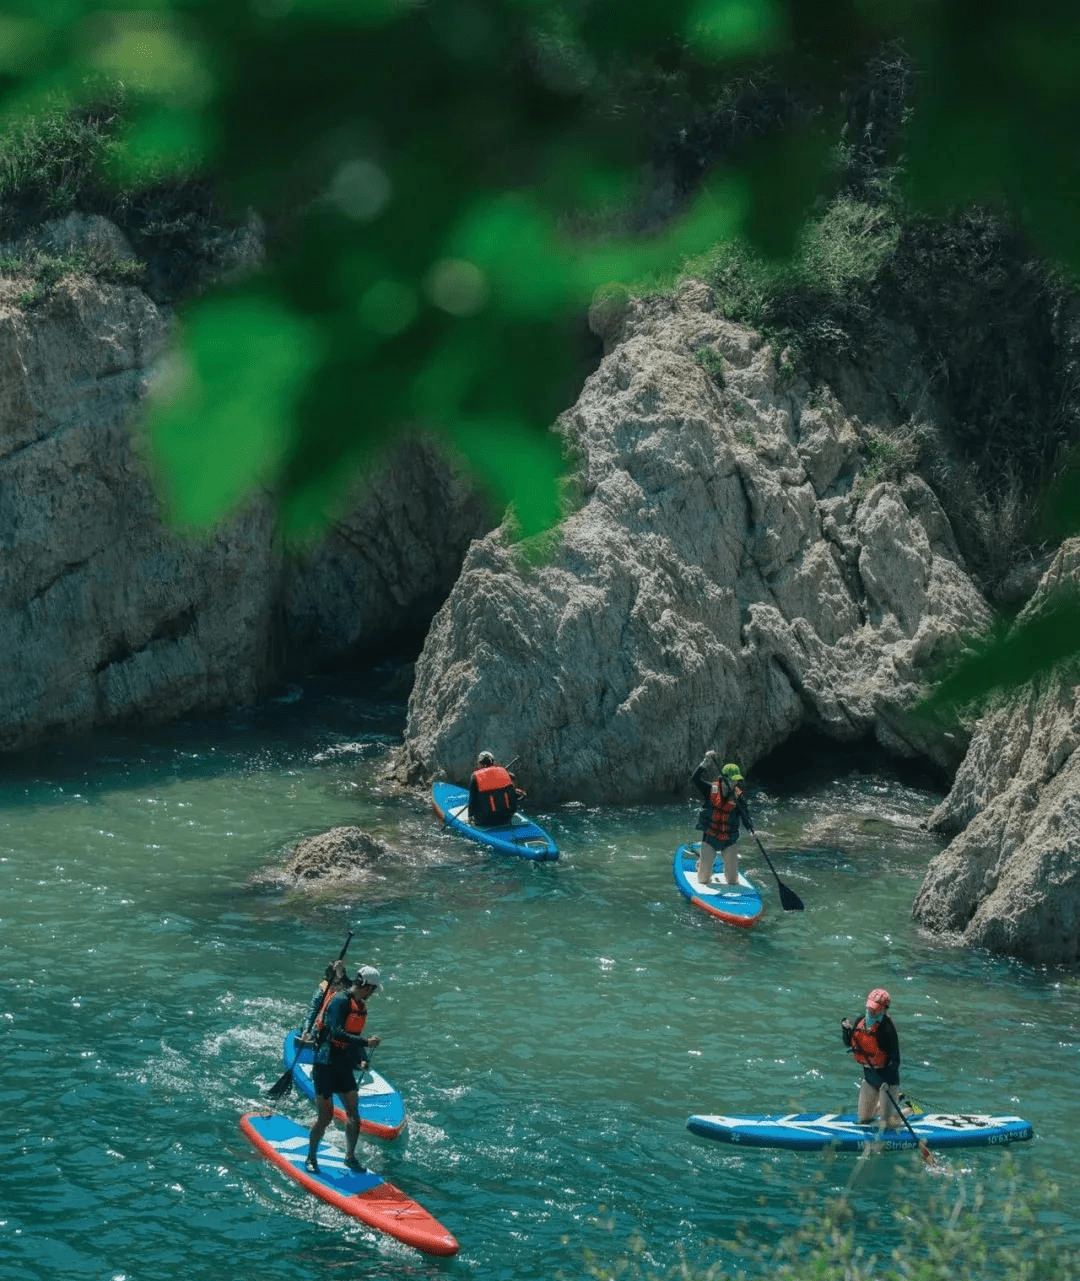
top-left (341, 1090), bottom-right (364, 1169)
top-left (857, 1079), bottom-right (880, 1124)
top-left (307, 1094), bottom-right (334, 1170)
top-left (697, 844), bottom-right (715, 887)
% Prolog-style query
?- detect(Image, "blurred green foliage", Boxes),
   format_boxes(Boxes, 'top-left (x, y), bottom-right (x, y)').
top-left (3, 0), bottom-right (1080, 702)
top-left (580, 1154), bottom-right (1078, 1281)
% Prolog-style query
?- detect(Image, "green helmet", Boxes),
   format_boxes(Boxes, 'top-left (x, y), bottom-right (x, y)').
top-left (721, 763), bottom-right (744, 782)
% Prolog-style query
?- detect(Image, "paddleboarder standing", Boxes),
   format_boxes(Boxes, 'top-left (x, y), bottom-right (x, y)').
top-left (691, 752), bottom-right (752, 887)
top-left (305, 967), bottom-right (383, 1173)
top-left (841, 987), bottom-right (910, 1128)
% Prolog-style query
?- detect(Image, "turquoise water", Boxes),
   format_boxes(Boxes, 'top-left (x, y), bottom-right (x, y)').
top-left (1, 668), bottom-right (1077, 1280)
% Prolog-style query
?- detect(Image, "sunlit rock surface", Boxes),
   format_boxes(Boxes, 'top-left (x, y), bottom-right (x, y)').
top-left (913, 540), bottom-right (1080, 964)
top-left (395, 281), bottom-right (990, 803)
top-left (0, 230), bottom-right (490, 750)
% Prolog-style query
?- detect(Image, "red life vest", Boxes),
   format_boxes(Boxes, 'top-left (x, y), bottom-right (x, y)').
top-left (317, 992), bottom-right (368, 1050)
top-left (473, 765), bottom-right (516, 818)
top-left (705, 782), bottom-right (741, 843)
top-left (849, 1017), bottom-right (888, 1068)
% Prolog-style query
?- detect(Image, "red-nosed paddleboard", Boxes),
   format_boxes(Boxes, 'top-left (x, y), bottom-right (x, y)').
top-left (673, 842), bottom-right (764, 927)
top-left (239, 1112), bottom-right (458, 1256)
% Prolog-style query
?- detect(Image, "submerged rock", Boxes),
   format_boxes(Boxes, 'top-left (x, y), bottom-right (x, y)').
top-left (395, 282), bottom-right (989, 803)
top-left (913, 540), bottom-right (1080, 964)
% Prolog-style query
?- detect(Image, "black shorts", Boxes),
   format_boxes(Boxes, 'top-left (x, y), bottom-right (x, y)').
top-left (313, 1060), bottom-right (358, 1099)
top-left (863, 1065), bottom-right (900, 1087)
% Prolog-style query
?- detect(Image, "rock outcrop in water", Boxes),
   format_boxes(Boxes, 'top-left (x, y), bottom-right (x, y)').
top-left (912, 539), bottom-right (1080, 964)
top-left (395, 281), bottom-right (990, 803)
top-left (0, 220), bottom-right (491, 751)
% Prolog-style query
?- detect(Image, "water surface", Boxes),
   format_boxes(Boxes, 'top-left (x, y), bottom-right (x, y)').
top-left (1, 669), bottom-right (1076, 1280)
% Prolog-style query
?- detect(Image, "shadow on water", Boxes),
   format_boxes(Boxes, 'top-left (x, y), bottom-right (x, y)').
top-left (752, 727), bottom-right (951, 797)
top-left (0, 663), bottom-right (412, 800)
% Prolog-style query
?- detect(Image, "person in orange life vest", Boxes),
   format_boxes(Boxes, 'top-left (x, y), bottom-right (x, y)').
top-left (468, 750), bottom-right (525, 827)
top-left (305, 966), bottom-right (382, 1173)
top-left (841, 987), bottom-right (910, 1128)
top-left (691, 752), bottom-right (751, 887)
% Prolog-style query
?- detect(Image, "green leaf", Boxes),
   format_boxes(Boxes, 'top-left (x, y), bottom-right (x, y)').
top-left (147, 291), bottom-right (321, 525)
top-left (917, 588), bottom-right (1080, 717)
top-left (686, 0), bottom-right (787, 58)
top-left (447, 415), bottom-right (564, 537)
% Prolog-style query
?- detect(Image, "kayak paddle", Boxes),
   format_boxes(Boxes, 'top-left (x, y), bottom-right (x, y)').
top-left (266, 929), bottom-right (353, 1100)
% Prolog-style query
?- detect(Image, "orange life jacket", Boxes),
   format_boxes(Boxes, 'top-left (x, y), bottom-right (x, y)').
top-left (705, 782), bottom-right (742, 843)
top-left (849, 1017), bottom-right (888, 1068)
top-left (473, 765), bottom-right (516, 818)
top-left (317, 992), bottom-right (368, 1050)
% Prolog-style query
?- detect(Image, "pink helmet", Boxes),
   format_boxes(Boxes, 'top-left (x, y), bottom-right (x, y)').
top-left (866, 987), bottom-right (891, 1012)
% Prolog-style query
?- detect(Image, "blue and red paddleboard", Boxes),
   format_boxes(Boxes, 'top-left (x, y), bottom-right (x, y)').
top-left (686, 1110), bottom-right (1034, 1152)
top-left (432, 781), bottom-right (559, 860)
top-left (283, 1031), bottom-right (405, 1141)
top-left (239, 1112), bottom-right (459, 1256)
top-left (673, 842), bottom-right (764, 927)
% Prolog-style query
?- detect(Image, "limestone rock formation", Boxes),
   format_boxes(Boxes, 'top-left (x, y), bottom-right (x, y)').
top-left (395, 282), bottom-right (991, 802)
top-left (912, 540), bottom-right (1080, 963)
top-left (283, 825), bottom-right (396, 880)
top-left (0, 233), bottom-right (491, 751)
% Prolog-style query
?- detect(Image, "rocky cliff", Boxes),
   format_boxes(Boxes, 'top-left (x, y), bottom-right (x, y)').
top-left (912, 539), bottom-right (1080, 964)
top-left (395, 280), bottom-right (990, 801)
top-left (0, 234), bottom-right (491, 751)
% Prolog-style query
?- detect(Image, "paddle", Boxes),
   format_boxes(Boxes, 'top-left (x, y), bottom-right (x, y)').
top-left (878, 1078), bottom-right (936, 1166)
top-left (266, 929), bottom-right (353, 1100)
top-left (740, 810), bottom-right (804, 911)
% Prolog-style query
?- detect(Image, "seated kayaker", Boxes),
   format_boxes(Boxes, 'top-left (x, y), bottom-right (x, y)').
top-left (468, 751), bottom-right (525, 827)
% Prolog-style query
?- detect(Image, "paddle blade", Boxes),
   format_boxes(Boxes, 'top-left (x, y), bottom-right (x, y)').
top-left (778, 883), bottom-right (805, 911)
top-left (265, 1069), bottom-right (294, 1100)
top-left (918, 1140), bottom-right (937, 1167)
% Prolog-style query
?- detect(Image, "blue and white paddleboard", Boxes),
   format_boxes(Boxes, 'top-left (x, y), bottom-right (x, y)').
top-left (239, 1112), bottom-right (458, 1255)
top-left (686, 1110), bottom-right (1034, 1152)
top-left (673, 842), bottom-right (764, 927)
top-left (432, 781), bottom-right (559, 861)
top-left (284, 1031), bottom-right (406, 1141)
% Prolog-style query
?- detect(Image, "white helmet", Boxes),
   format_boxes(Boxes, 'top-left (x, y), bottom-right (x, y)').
top-left (356, 965), bottom-right (380, 990)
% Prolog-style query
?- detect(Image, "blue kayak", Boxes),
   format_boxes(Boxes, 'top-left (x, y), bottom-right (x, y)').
top-left (283, 1031), bottom-right (405, 1140)
top-left (673, 842), bottom-right (764, 927)
top-left (432, 781), bottom-right (559, 861)
top-left (686, 1110), bottom-right (1034, 1152)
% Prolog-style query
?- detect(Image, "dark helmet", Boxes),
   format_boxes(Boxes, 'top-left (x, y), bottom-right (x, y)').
top-left (477, 750), bottom-right (495, 767)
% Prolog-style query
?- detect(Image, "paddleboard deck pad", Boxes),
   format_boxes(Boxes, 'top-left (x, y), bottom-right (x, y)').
top-left (284, 1031), bottom-right (406, 1140)
top-left (240, 1112), bottom-right (458, 1256)
top-left (686, 1110), bottom-right (1034, 1152)
top-left (432, 781), bottom-right (559, 860)
top-left (674, 842), bottom-right (763, 927)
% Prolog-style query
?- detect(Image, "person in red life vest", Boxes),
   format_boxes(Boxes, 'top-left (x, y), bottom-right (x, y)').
top-left (468, 750), bottom-right (525, 827)
top-left (305, 966), bottom-right (382, 1173)
top-left (841, 987), bottom-right (911, 1128)
top-left (691, 752), bottom-right (751, 888)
